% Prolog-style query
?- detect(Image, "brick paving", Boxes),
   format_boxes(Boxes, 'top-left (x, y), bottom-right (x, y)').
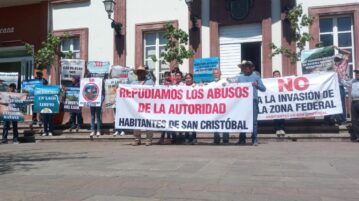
top-left (0, 141), bottom-right (359, 201)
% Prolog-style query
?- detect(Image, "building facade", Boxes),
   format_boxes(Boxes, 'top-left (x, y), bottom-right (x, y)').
top-left (1, 0), bottom-right (358, 123)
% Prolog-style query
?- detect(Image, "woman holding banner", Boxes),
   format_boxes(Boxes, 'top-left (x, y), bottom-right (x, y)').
top-left (2, 83), bottom-right (19, 144)
top-left (131, 66), bottom-right (155, 146)
top-left (272, 70), bottom-right (286, 137)
top-left (184, 73), bottom-right (198, 145)
top-left (69, 75), bottom-right (83, 132)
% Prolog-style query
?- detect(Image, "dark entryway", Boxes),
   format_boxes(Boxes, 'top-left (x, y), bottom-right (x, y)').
top-left (241, 42), bottom-right (262, 75)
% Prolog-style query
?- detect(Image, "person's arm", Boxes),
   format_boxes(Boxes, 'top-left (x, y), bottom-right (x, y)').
top-left (256, 78), bottom-right (266, 92)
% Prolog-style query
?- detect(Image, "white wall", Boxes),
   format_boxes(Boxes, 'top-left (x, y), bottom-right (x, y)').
top-left (51, 0), bottom-right (114, 64)
top-left (296, 0), bottom-right (358, 74)
top-left (271, 0), bottom-right (282, 73)
top-left (126, 0), bottom-right (189, 72)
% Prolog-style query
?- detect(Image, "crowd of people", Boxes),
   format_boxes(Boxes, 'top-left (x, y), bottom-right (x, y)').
top-left (2, 46), bottom-right (359, 145)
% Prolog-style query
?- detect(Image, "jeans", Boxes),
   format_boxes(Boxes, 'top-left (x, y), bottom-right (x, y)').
top-left (185, 132), bottom-right (197, 142)
top-left (90, 107), bottom-right (102, 132)
top-left (239, 99), bottom-right (259, 144)
top-left (2, 121), bottom-right (18, 143)
top-left (41, 113), bottom-right (54, 134)
top-left (274, 119), bottom-right (285, 131)
top-left (214, 132), bottom-right (229, 144)
top-left (324, 86), bottom-right (347, 125)
top-left (70, 111), bottom-right (83, 129)
top-left (351, 100), bottom-right (359, 141)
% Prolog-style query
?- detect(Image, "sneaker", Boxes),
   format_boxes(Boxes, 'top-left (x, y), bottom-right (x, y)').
top-left (69, 127), bottom-right (73, 132)
top-left (132, 140), bottom-right (141, 146)
top-left (120, 131), bottom-right (125, 136)
top-left (276, 130), bottom-right (281, 137)
top-left (13, 141), bottom-right (19, 144)
top-left (76, 127), bottom-right (79, 132)
top-left (96, 131), bottom-right (101, 136)
top-left (252, 142), bottom-right (258, 146)
top-left (48, 132), bottom-right (53, 136)
top-left (280, 130), bottom-right (286, 136)
top-left (90, 131), bottom-right (95, 136)
top-left (113, 131), bottom-right (119, 136)
top-left (41, 133), bottom-right (47, 136)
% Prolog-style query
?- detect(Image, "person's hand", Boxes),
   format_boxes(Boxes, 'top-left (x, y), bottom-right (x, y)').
top-left (252, 81), bottom-right (258, 87)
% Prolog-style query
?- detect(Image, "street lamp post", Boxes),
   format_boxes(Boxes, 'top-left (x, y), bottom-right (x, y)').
top-left (103, 0), bottom-right (122, 36)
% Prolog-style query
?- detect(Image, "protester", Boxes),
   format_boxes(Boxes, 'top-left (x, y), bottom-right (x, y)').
top-left (175, 71), bottom-right (184, 85)
top-left (68, 75), bottom-right (83, 132)
top-left (209, 69), bottom-right (229, 144)
top-left (237, 60), bottom-right (266, 146)
top-left (32, 71), bottom-right (48, 126)
top-left (41, 81), bottom-right (54, 137)
top-left (158, 71), bottom-right (175, 144)
top-left (2, 83), bottom-right (19, 144)
top-left (184, 73), bottom-right (197, 145)
top-left (109, 66), bottom-right (125, 136)
top-left (131, 66), bottom-right (155, 146)
top-left (89, 77), bottom-right (104, 137)
top-left (348, 69), bottom-right (359, 142)
top-left (272, 70), bottom-right (286, 137)
top-left (325, 46), bottom-right (351, 126)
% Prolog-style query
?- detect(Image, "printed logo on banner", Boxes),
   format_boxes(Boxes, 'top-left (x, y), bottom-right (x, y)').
top-left (79, 78), bottom-right (103, 107)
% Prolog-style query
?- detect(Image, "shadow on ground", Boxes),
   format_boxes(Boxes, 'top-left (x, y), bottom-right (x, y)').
top-left (0, 151), bottom-right (92, 175)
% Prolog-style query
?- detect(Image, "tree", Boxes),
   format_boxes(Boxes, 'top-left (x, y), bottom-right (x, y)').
top-left (270, 4), bottom-right (314, 63)
top-left (24, 33), bottom-right (73, 69)
top-left (152, 23), bottom-right (194, 67)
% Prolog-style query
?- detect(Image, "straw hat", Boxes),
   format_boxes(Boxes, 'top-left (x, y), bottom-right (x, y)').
top-left (237, 60), bottom-right (254, 68)
top-left (134, 66), bottom-right (147, 75)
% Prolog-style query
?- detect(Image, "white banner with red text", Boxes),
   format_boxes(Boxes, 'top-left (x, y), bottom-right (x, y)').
top-left (258, 72), bottom-right (342, 120)
top-left (115, 83), bottom-right (253, 132)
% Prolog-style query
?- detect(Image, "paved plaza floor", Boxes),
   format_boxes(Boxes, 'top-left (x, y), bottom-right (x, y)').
top-left (0, 141), bottom-right (359, 201)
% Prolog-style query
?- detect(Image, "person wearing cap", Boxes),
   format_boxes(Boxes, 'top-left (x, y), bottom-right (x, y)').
top-left (347, 69), bottom-right (359, 142)
top-left (131, 66), bottom-right (155, 146)
top-left (32, 71), bottom-right (48, 126)
top-left (2, 83), bottom-right (19, 144)
top-left (236, 60), bottom-right (266, 146)
top-left (327, 46), bottom-right (351, 125)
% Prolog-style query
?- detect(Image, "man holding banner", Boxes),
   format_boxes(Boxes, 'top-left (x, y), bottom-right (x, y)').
top-left (237, 61), bottom-right (266, 146)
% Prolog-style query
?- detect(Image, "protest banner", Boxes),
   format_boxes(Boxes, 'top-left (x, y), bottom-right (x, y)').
top-left (87, 61), bottom-right (110, 78)
top-left (258, 72), bottom-right (342, 120)
top-left (64, 87), bottom-right (80, 112)
top-left (115, 83), bottom-right (253, 132)
top-left (193, 57), bottom-right (219, 83)
top-left (0, 92), bottom-right (27, 122)
top-left (79, 78), bottom-right (103, 107)
top-left (34, 85), bottom-right (60, 113)
top-left (301, 46), bottom-right (335, 74)
top-left (21, 79), bottom-right (44, 101)
top-left (0, 72), bottom-right (19, 92)
top-left (105, 78), bottom-right (128, 108)
top-left (61, 59), bottom-right (85, 81)
top-left (110, 65), bottom-right (131, 80)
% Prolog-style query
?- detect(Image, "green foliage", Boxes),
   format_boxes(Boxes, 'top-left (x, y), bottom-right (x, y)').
top-left (25, 33), bottom-right (74, 69)
top-left (270, 4), bottom-right (314, 63)
top-left (152, 23), bottom-right (194, 65)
